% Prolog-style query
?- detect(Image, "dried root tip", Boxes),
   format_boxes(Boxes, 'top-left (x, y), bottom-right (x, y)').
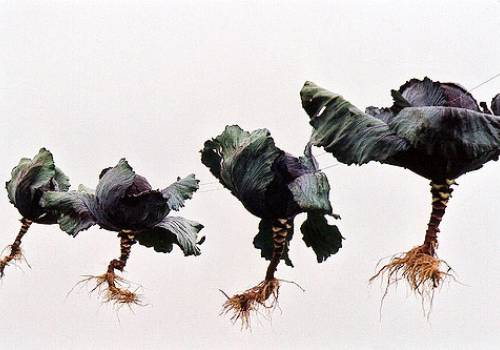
top-left (0, 246), bottom-right (26, 278)
top-left (221, 278), bottom-right (280, 329)
top-left (80, 272), bottom-right (143, 307)
top-left (0, 219), bottom-right (32, 278)
top-left (371, 245), bottom-right (454, 299)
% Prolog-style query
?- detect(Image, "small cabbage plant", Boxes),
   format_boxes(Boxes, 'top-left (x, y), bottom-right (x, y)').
top-left (41, 158), bottom-right (204, 305)
top-left (301, 78), bottom-right (500, 307)
top-left (2, 148), bottom-right (70, 278)
top-left (201, 125), bottom-right (343, 327)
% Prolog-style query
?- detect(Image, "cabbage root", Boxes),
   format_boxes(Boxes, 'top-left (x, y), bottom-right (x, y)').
top-left (222, 218), bottom-right (291, 329)
top-left (85, 230), bottom-right (141, 306)
top-left (371, 180), bottom-right (456, 306)
top-left (0, 218), bottom-right (32, 278)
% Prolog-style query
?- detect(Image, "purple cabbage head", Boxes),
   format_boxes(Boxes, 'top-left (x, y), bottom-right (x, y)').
top-left (201, 125), bottom-right (343, 265)
top-left (301, 77), bottom-right (500, 181)
top-left (41, 159), bottom-right (204, 256)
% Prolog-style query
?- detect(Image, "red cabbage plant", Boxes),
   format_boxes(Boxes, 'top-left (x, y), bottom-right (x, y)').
top-left (41, 159), bottom-right (204, 305)
top-left (301, 78), bottom-right (500, 307)
top-left (201, 125), bottom-right (343, 327)
top-left (2, 148), bottom-right (70, 278)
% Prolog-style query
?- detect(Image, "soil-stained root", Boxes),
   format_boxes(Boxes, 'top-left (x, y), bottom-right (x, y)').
top-left (221, 278), bottom-right (280, 329)
top-left (371, 180), bottom-right (457, 307)
top-left (84, 230), bottom-right (142, 306)
top-left (221, 218), bottom-right (291, 329)
top-left (370, 244), bottom-right (453, 298)
top-left (0, 218), bottom-right (32, 278)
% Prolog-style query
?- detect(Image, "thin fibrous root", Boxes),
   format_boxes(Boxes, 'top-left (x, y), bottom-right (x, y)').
top-left (221, 278), bottom-right (280, 329)
top-left (370, 245), bottom-right (455, 311)
top-left (78, 230), bottom-right (143, 308)
top-left (370, 180), bottom-right (458, 317)
top-left (221, 218), bottom-right (295, 329)
top-left (0, 245), bottom-right (28, 278)
top-left (0, 218), bottom-right (32, 278)
top-left (79, 272), bottom-right (143, 307)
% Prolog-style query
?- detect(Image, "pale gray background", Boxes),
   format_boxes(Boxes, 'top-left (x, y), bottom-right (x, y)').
top-left (1, 1), bottom-right (499, 349)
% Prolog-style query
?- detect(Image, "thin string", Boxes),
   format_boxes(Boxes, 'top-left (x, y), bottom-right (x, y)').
top-left (198, 187), bottom-right (224, 193)
top-left (199, 181), bottom-right (219, 186)
top-left (467, 72), bottom-right (500, 93)
top-left (448, 71), bottom-right (500, 104)
top-left (319, 163), bottom-right (341, 171)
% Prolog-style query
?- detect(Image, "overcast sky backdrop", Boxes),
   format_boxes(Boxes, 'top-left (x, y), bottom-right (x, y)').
top-left (1, 1), bottom-right (500, 349)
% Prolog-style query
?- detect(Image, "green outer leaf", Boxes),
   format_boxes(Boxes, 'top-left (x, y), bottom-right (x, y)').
top-left (53, 166), bottom-right (71, 192)
top-left (5, 148), bottom-right (70, 222)
top-left (135, 230), bottom-right (175, 254)
top-left (300, 212), bottom-right (343, 263)
top-left (40, 184), bottom-right (97, 236)
top-left (161, 174), bottom-right (199, 211)
top-left (200, 139), bottom-right (222, 181)
top-left (300, 81), bottom-right (409, 165)
top-left (288, 171), bottom-right (332, 214)
top-left (6, 157), bottom-right (32, 204)
top-left (137, 216), bottom-right (204, 256)
top-left (297, 142), bottom-right (318, 170)
top-left (201, 125), bottom-right (252, 191)
top-left (253, 219), bottom-right (294, 267)
top-left (20, 148), bottom-right (56, 192)
top-left (201, 125), bottom-right (282, 217)
top-left (6, 148), bottom-right (56, 204)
